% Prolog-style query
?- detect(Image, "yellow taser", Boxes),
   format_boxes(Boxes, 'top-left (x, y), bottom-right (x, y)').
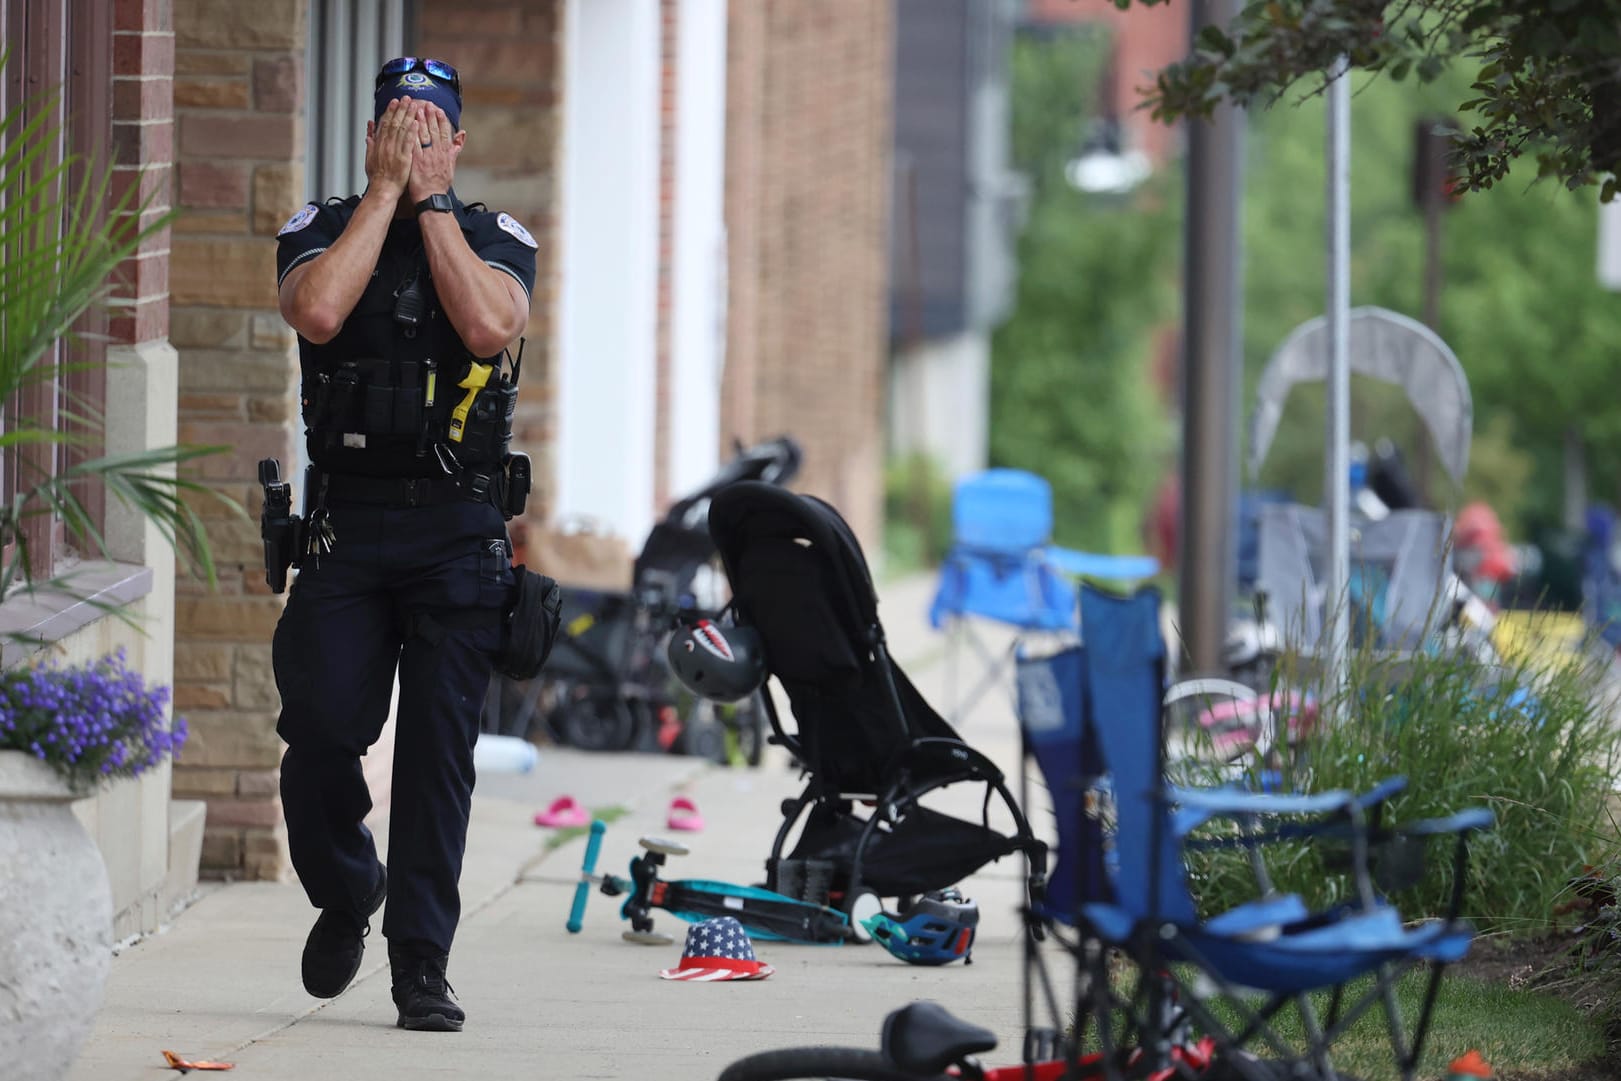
top-left (448, 363), bottom-right (493, 443)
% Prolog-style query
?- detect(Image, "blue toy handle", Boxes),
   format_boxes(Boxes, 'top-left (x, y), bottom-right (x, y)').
top-left (566, 819), bottom-right (607, 933)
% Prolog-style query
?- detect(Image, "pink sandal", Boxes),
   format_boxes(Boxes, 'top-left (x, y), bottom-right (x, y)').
top-left (666, 795), bottom-right (705, 833)
top-left (534, 795), bottom-right (590, 829)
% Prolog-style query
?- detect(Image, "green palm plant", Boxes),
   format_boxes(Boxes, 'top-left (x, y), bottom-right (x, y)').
top-left (0, 61), bottom-right (232, 609)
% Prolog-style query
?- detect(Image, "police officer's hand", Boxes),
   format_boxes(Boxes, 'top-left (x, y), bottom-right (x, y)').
top-left (365, 97), bottom-right (417, 200)
top-left (408, 105), bottom-right (460, 204)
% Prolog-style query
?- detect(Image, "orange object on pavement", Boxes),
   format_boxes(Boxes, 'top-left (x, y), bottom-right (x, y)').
top-left (162, 1050), bottom-right (235, 1072)
top-left (1446, 1049), bottom-right (1494, 1078)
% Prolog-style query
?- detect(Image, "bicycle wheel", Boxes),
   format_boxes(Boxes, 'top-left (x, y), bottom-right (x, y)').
top-left (733, 689), bottom-right (766, 767)
top-left (552, 691), bottom-right (644, 752)
top-left (717, 1047), bottom-right (950, 1081)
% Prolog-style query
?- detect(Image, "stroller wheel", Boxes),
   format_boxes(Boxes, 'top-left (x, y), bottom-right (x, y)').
top-left (844, 889), bottom-right (882, 943)
top-left (622, 929), bottom-right (674, 946)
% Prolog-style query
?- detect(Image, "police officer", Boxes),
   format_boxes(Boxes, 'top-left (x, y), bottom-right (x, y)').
top-left (271, 57), bottom-right (536, 1032)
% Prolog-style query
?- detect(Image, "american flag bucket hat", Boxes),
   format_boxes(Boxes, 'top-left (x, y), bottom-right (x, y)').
top-left (659, 916), bottom-right (774, 982)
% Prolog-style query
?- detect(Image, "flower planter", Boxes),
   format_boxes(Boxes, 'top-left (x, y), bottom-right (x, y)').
top-left (0, 750), bottom-right (114, 1081)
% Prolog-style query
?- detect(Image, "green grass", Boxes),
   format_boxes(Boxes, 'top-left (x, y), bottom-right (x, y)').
top-left (1083, 967), bottom-right (1605, 1081)
top-left (1203, 970), bottom-right (1603, 1080)
top-left (542, 804), bottom-right (627, 854)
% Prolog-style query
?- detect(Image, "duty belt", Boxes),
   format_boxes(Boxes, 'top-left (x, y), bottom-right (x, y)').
top-left (320, 469), bottom-right (496, 508)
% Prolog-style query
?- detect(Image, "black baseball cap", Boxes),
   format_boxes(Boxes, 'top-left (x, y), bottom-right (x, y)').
top-left (373, 57), bottom-right (462, 129)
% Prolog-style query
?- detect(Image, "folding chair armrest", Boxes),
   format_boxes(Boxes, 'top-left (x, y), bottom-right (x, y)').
top-left (1168, 785), bottom-right (1360, 818)
top-left (1044, 546), bottom-right (1160, 581)
top-left (1177, 776), bottom-right (1410, 851)
top-left (1391, 806), bottom-right (1495, 838)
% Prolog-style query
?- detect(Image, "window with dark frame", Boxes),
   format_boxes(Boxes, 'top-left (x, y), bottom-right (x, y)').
top-left (0, 0), bottom-right (114, 586)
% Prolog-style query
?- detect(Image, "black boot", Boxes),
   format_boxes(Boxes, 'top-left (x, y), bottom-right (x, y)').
top-left (301, 863), bottom-right (387, 999)
top-left (389, 942), bottom-right (465, 1032)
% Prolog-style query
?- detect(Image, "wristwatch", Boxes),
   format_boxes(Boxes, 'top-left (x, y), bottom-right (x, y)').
top-left (415, 193), bottom-right (454, 215)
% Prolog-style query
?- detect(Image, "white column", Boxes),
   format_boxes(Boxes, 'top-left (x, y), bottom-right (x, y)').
top-left (668, 0), bottom-right (728, 499)
top-left (555, 0), bottom-right (662, 544)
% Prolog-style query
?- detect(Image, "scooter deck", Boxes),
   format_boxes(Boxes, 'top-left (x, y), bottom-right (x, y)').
top-left (648, 877), bottom-right (849, 943)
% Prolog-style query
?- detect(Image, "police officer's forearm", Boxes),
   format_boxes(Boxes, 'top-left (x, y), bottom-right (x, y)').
top-left (417, 212), bottom-right (527, 357)
top-left (281, 188), bottom-right (401, 343)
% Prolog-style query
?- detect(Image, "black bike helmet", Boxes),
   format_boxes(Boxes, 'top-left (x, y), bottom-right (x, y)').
top-left (666, 619), bottom-right (767, 702)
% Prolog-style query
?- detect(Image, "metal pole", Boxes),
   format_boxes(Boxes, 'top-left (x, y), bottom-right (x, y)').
top-left (1324, 56), bottom-right (1352, 708)
top-left (1177, 0), bottom-right (1246, 676)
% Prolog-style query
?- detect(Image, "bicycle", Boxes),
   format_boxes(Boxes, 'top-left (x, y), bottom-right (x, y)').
top-left (712, 998), bottom-right (1278, 1081)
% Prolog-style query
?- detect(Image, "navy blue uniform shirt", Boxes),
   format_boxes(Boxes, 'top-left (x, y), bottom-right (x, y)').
top-left (273, 191), bottom-right (537, 478)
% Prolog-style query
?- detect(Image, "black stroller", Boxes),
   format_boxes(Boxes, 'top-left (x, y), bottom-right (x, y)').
top-left (707, 481), bottom-right (1047, 936)
top-left (483, 437), bottom-right (802, 764)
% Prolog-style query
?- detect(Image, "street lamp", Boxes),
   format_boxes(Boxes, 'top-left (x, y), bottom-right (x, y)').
top-left (1065, 120), bottom-right (1151, 195)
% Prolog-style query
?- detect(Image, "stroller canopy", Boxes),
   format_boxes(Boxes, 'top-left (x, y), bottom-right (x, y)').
top-left (1248, 306), bottom-right (1473, 485)
top-left (709, 482), bottom-right (958, 794)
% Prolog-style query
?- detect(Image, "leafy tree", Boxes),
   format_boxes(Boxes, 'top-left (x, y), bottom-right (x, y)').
top-left (1235, 65), bottom-right (1607, 536)
top-left (990, 28), bottom-right (1180, 552)
top-left (1116, 0), bottom-right (1621, 200)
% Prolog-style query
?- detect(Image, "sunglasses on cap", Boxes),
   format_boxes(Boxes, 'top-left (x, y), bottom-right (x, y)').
top-left (375, 57), bottom-right (462, 102)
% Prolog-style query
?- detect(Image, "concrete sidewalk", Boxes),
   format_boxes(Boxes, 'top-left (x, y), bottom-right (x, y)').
top-left (66, 573), bottom-right (1054, 1081)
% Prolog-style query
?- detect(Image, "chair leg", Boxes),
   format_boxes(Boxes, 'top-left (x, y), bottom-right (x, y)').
top-left (949, 625), bottom-right (1022, 725)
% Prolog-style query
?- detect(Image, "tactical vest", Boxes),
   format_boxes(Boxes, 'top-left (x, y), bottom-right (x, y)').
top-left (297, 197), bottom-right (518, 480)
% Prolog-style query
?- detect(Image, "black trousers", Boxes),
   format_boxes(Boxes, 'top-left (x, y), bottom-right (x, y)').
top-left (273, 496), bottom-right (513, 954)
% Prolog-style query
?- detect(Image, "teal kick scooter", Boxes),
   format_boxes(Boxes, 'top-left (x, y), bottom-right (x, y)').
top-left (566, 820), bottom-right (850, 945)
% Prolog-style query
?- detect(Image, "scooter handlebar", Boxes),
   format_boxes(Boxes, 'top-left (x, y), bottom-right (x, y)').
top-left (566, 819), bottom-right (608, 933)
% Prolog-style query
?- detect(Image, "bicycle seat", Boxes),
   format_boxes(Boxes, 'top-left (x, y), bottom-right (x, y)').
top-left (881, 1001), bottom-right (998, 1075)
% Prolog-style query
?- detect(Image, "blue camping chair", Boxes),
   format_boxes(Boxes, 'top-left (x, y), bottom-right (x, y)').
top-left (930, 469), bottom-right (1157, 723)
top-left (1015, 584), bottom-right (1493, 1081)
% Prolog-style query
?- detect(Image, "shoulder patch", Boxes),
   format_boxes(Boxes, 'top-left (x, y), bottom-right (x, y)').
top-left (277, 203), bottom-right (319, 237)
top-left (496, 212), bottom-right (537, 249)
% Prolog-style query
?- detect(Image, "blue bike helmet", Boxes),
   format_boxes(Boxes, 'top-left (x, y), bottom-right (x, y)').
top-left (860, 889), bottom-right (978, 965)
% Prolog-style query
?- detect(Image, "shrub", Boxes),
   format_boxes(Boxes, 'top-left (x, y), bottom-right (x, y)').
top-left (1181, 611), bottom-right (1621, 933)
top-left (882, 452), bottom-right (955, 573)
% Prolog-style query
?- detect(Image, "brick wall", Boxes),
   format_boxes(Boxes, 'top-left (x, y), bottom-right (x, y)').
top-left (168, 0), bottom-right (307, 880)
top-left (416, 1), bottom-right (565, 565)
top-left (654, 0), bottom-right (678, 512)
top-left (722, 0), bottom-right (895, 549)
top-left (111, 0), bottom-right (174, 346)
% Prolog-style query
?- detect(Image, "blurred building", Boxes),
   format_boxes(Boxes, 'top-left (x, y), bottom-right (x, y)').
top-left (1023, 0), bottom-right (1188, 168)
top-left (50, 0), bottom-right (900, 882)
top-left (885, 0), bottom-right (1024, 482)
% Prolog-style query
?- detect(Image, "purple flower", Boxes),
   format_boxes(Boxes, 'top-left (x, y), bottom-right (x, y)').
top-left (0, 650), bottom-right (185, 791)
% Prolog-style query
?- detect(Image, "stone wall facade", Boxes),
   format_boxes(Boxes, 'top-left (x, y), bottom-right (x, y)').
top-left (167, 0), bottom-right (306, 879)
top-left (722, 0), bottom-right (895, 550)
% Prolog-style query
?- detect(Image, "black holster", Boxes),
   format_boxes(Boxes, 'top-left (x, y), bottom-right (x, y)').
top-left (259, 458), bottom-right (304, 594)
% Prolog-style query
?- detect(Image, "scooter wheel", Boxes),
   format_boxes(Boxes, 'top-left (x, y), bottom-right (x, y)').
top-left (844, 889), bottom-right (882, 944)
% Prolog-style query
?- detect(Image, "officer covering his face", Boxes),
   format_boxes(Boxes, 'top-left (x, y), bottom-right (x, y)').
top-left (271, 57), bottom-right (537, 1033)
